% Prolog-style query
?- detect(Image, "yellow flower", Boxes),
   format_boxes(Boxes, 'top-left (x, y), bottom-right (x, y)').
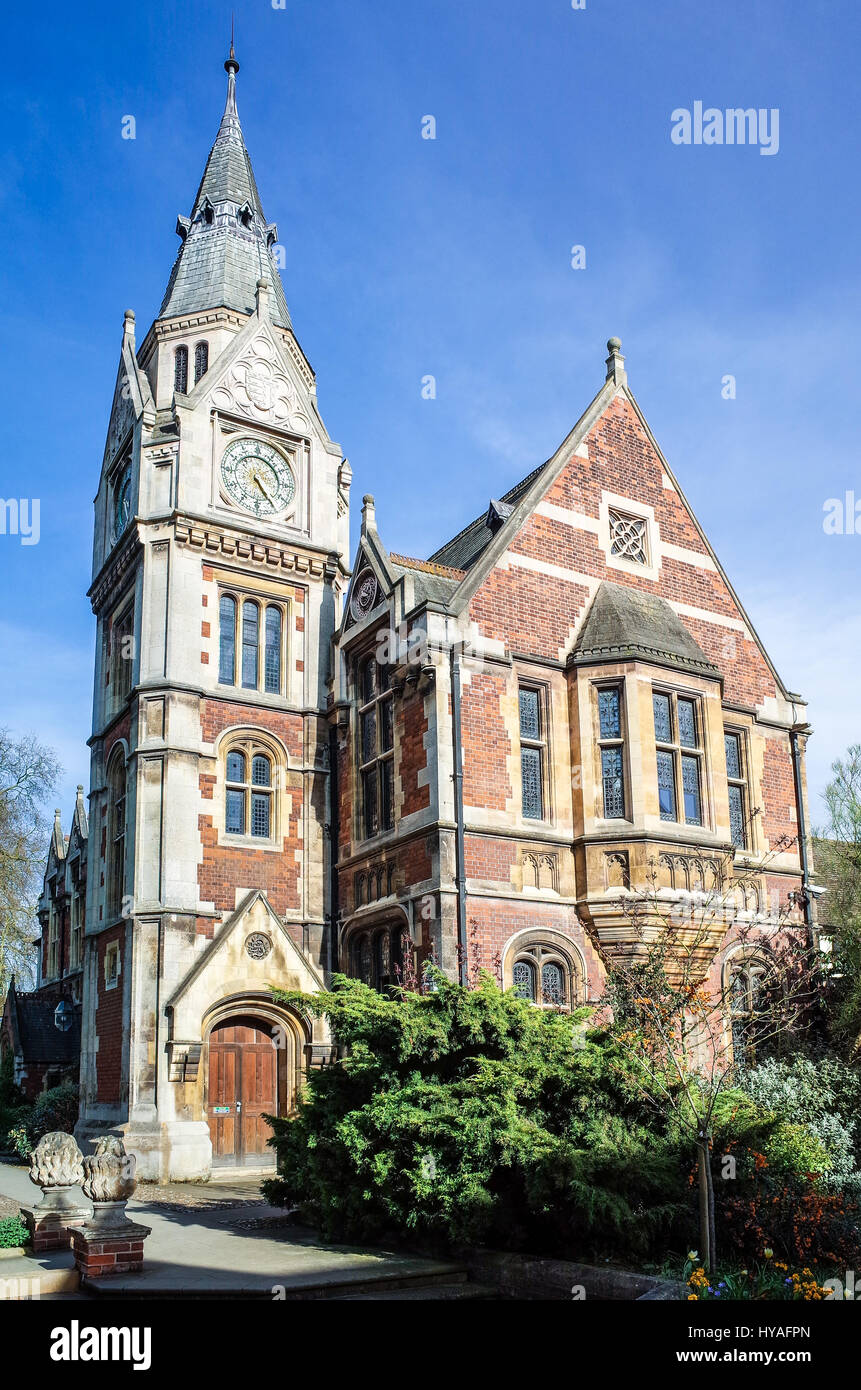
top-left (687, 1251), bottom-right (699, 1262)
top-left (688, 1293), bottom-right (698, 1301)
top-left (763, 1248), bottom-right (773, 1259)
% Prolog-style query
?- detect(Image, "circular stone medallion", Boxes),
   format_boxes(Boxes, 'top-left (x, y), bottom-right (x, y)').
top-left (245, 932), bottom-right (272, 960)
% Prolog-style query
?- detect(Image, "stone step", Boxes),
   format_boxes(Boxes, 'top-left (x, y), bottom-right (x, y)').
top-left (0, 1249), bottom-right (79, 1298)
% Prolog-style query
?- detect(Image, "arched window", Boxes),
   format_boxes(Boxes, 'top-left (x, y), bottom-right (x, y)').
top-left (174, 345), bottom-right (188, 394)
top-left (224, 740), bottom-right (276, 840)
top-left (194, 341), bottom-right (209, 384)
top-left (241, 601), bottom-right (259, 689)
top-left (219, 594), bottom-right (236, 685)
top-left (345, 924), bottom-right (402, 991)
top-left (264, 606), bottom-right (282, 694)
top-left (107, 750), bottom-right (127, 916)
top-left (512, 960), bottom-right (536, 1001)
top-left (726, 952), bottom-right (770, 1066)
top-left (508, 937), bottom-right (583, 1009)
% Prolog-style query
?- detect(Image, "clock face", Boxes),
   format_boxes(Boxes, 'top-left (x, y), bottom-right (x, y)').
top-left (220, 438), bottom-right (296, 518)
top-left (113, 466), bottom-right (132, 541)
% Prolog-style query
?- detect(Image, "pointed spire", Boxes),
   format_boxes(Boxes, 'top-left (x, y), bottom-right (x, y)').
top-left (158, 41), bottom-right (291, 328)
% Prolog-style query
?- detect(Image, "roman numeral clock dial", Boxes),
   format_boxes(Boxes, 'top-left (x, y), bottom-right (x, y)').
top-left (220, 438), bottom-right (296, 518)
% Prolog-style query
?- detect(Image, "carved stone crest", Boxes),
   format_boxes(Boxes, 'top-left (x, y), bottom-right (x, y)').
top-left (245, 932), bottom-right (272, 960)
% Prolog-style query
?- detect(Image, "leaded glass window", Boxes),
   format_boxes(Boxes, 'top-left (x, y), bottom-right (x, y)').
top-left (653, 692), bottom-right (672, 744)
top-left (597, 684), bottom-right (626, 819)
top-left (194, 341), bottom-right (209, 383)
top-left (608, 508), bottom-right (648, 564)
top-left (264, 606), bottom-right (282, 694)
top-left (519, 686), bottom-right (545, 820)
top-left (219, 595), bottom-right (286, 693)
top-left (346, 926), bottom-right (402, 991)
top-left (727, 957), bottom-right (768, 1066)
top-left (654, 690), bottom-right (706, 827)
top-left (725, 731), bottom-right (749, 849)
top-left (510, 942), bottom-right (581, 1010)
top-left (657, 749), bottom-right (677, 821)
top-left (358, 654), bottom-right (394, 839)
top-left (241, 601), bottom-right (259, 689)
top-left (681, 754), bottom-right (702, 825)
top-left (519, 688), bottom-right (540, 742)
top-left (541, 962), bottom-right (565, 1006)
top-left (174, 345), bottom-right (188, 394)
top-left (598, 688), bottom-right (621, 740)
top-left (513, 960), bottom-right (536, 1001)
top-left (678, 698), bottom-right (697, 749)
top-left (224, 744), bottom-right (275, 840)
top-left (219, 594), bottom-right (236, 685)
top-left (601, 747), bottom-right (625, 819)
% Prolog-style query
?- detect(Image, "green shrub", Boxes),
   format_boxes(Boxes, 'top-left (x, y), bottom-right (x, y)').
top-left (737, 1054), bottom-right (861, 1182)
top-left (265, 971), bottom-right (701, 1258)
top-left (0, 1216), bottom-right (28, 1249)
top-left (3, 1082), bottom-right (79, 1161)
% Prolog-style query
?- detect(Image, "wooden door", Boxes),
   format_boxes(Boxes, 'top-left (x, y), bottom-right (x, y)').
top-left (208, 1017), bottom-right (278, 1166)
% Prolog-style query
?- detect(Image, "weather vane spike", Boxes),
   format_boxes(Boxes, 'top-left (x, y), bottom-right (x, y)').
top-left (225, 12), bottom-right (239, 76)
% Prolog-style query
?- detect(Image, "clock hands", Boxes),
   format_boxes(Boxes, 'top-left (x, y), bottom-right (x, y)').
top-left (250, 469), bottom-right (275, 505)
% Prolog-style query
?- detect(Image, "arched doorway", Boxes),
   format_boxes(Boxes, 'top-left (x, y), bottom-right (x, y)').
top-left (207, 1014), bottom-right (292, 1168)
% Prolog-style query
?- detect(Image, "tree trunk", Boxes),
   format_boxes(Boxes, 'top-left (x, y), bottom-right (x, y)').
top-left (696, 1136), bottom-right (712, 1271)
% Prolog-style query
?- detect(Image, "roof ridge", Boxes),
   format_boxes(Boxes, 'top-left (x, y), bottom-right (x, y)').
top-left (427, 459), bottom-right (549, 566)
top-left (389, 552), bottom-right (466, 579)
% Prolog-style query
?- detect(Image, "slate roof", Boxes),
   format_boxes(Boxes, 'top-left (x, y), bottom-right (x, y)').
top-left (159, 52), bottom-right (292, 329)
top-left (570, 580), bottom-right (720, 677)
top-left (13, 994), bottom-right (80, 1065)
top-left (428, 462), bottom-right (547, 572)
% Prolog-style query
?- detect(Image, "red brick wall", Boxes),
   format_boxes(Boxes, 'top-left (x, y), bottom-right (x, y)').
top-left (94, 925), bottom-right (125, 1104)
top-left (467, 395), bottom-right (779, 709)
top-left (461, 669), bottom-right (511, 810)
top-left (399, 691), bottom-right (431, 817)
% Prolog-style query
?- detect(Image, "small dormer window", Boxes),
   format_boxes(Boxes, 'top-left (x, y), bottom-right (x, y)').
top-left (202, 201), bottom-right (214, 226)
top-left (486, 498), bottom-right (513, 535)
top-left (194, 341), bottom-right (209, 384)
top-left (238, 202), bottom-right (253, 228)
top-left (174, 345), bottom-right (188, 394)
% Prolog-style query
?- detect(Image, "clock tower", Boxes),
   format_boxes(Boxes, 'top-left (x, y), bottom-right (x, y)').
top-left (79, 44), bottom-right (351, 1179)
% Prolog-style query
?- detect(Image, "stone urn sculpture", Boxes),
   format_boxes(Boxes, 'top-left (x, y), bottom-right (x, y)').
top-left (81, 1136), bottom-right (137, 1229)
top-left (28, 1131), bottom-right (86, 1212)
top-left (22, 1131), bottom-right (92, 1251)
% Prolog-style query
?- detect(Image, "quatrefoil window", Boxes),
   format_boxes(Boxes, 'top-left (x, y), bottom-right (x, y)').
top-left (608, 508), bottom-right (648, 565)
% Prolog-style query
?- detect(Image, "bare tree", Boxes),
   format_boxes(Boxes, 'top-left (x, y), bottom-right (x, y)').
top-left (0, 729), bottom-right (61, 995)
top-left (595, 832), bottom-right (820, 1271)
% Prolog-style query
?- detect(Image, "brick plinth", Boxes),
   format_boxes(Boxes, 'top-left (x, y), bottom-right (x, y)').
top-left (71, 1218), bottom-right (152, 1279)
top-left (20, 1204), bottom-right (92, 1253)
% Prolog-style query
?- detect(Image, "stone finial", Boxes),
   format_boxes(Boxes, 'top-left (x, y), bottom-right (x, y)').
top-left (81, 1135), bottom-right (137, 1206)
top-left (361, 494), bottom-right (376, 533)
top-left (605, 336), bottom-right (627, 386)
top-left (255, 278), bottom-right (271, 316)
top-left (123, 309), bottom-right (136, 347)
top-left (28, 1132), bottom-right (85, 1195)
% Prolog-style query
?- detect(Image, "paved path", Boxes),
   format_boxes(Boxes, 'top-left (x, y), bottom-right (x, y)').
top-left (0, 1160), bottom-right (464, 1298)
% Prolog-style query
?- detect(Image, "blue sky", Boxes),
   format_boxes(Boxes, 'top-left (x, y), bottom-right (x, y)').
top-left (1, 0), bottom-right (859, 827)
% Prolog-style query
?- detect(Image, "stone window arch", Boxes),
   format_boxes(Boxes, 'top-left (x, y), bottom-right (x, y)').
top-left (345, 922), bottom-right (403, 991)
top-left (723, 947), bottom-right (771, 1065)
top-left (505, 933), bottom-right (584, 1009)
top-left (174, 345), bottom-right (188, 394)
top-left (220, 732), bottom-right (285, 844)
top-left (194, 340), bottom-right (209, 384)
